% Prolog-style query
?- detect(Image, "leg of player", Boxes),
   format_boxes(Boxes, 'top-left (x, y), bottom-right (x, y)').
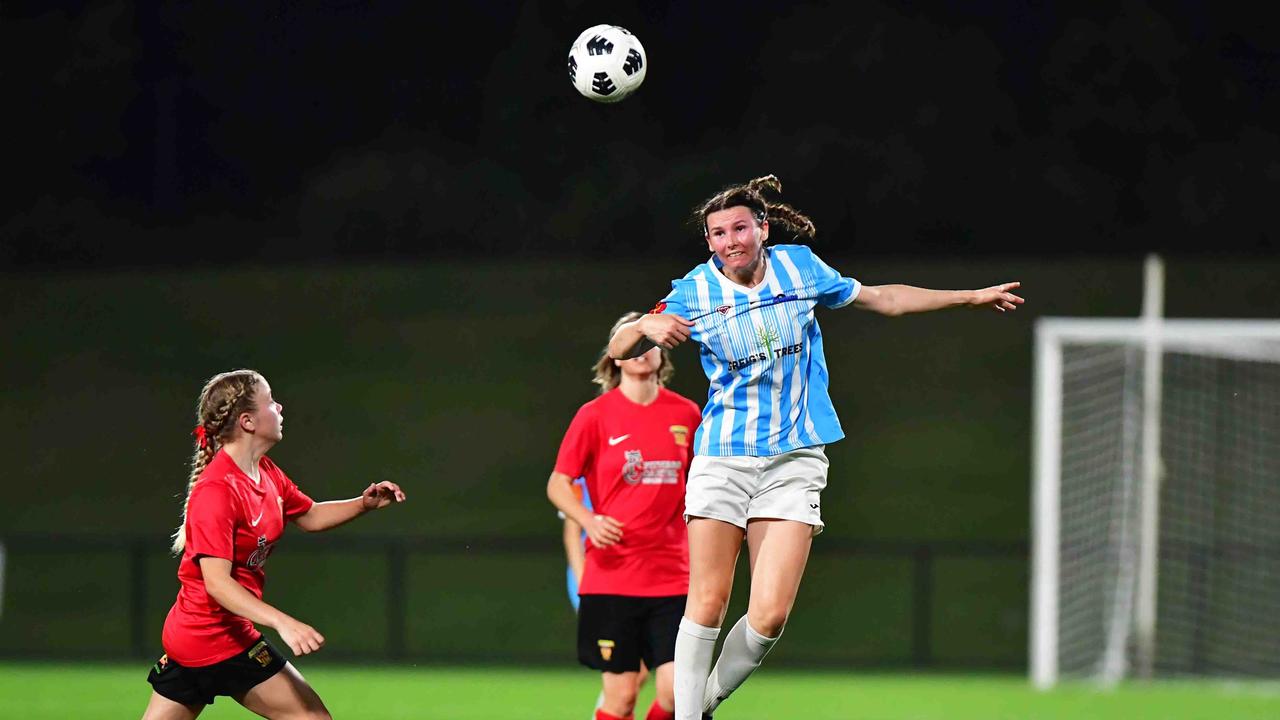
top-left (140, 692), bottom-right (203, 720)
top-left (644, 660), bottom-right (676, 720)
top-left (598, 670), bottom-right (640, 719)
top-left (235, 662), bottom-right (331, 719)
top-left (674, 518), bottom-right (744, 720)
top-left (632, 660), bottom-right (651, 717)
top-left (702, 519), bottom-right (812, 716)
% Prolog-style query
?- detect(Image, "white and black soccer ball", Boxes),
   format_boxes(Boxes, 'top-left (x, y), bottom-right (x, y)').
top-left (567, 24), bottom-right (646, 103)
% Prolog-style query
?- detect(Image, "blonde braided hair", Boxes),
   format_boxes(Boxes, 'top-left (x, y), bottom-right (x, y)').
top-left (692, 174), bottom-right (817, 240)
top-left (170, 370), bottom-right (263, 554)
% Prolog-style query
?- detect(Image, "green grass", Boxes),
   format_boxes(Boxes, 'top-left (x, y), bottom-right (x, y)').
top-left (1, 663), bottom-right (1277, 719)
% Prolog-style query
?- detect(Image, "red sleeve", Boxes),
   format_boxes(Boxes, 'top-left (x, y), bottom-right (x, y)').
top-left (554, 402), bottom-right (598, 480)
top-left (263, 457), bottom-right (315, 519)
top-left (185, 480), bottom-right (237, 562)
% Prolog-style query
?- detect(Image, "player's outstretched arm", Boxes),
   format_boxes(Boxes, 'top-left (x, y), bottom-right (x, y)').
top-left (854, 281), bottom-right (1023, 317)
top-left (608, 314), bottom-right (694, 359)
top-left (292, 481), bottom-right (406, 532)
top-left (198, 557), bottom-right (325, 656)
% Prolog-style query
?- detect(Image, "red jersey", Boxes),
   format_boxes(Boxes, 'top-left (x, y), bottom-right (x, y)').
top-left (554, 387), bottom-right (701, 596)
top-left (162, 450), bottom-right (314, 666)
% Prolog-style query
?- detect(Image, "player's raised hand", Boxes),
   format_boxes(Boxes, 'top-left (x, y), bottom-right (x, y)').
top-left (970, 282), bottom-right (1024, 313)
top-left (361, 481), bottom-right (406, 511)
top-left (585, 514), bottom-right (624, 548)
top-left (638, 313), bottom-right (694, 349)
top-left (277, 617), bottom-right (325, 656)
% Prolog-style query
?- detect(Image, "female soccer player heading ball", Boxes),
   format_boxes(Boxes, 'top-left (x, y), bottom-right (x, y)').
top-left (607, 176), bottom-right (1023, 719)
top-left (141, 370), bottom-right (406, 720)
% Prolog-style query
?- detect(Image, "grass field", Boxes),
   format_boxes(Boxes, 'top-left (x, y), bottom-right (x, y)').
top-left (1, 663), bottom-right (1277, 719)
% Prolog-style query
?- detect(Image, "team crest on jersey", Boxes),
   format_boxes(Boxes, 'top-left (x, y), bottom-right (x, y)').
top-left (715, 304), bottom-right (732, 315)
top-left (622, 450), bottom-right (645, 485)
top-left (247, 639), bottom-right (273, 667)
top-left (669, 425), bottom-right (689, 447)
top-left (598, 639), bottom-right (615, 662)
top-left (246, 535), bottom-right (275, 569)
top-left (153, 654), bottom-right (170, 674)
top-left (755, 324), bottom-right (781, 353)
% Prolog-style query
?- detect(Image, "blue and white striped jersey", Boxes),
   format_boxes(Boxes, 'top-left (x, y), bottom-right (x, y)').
top-left (657, 244), bottom-right (860, 457)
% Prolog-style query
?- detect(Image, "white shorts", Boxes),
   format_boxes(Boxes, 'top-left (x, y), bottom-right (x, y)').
top-left (684, 446), bottom-right (828, 535)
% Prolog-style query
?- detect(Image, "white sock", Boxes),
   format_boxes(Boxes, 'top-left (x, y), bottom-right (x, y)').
top-left (702, 616), bottom-right (781, 715)
top-left (674, 617), bottom-right (720, 720)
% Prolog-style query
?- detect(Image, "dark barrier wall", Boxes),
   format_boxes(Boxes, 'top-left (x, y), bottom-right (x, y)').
top-left (2, 256), bottom-right (1276, 666)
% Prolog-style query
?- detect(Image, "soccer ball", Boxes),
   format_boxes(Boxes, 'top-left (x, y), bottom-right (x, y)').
top-left (566, 24), bottom-right (647, 103)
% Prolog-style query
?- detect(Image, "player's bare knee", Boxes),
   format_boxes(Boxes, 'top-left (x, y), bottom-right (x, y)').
top-left (686, 594), bottom-right (729, 626)
top-left (606, 686), bottom-right (639, 715)
top-left (747, 607), bottom-right (788, 637)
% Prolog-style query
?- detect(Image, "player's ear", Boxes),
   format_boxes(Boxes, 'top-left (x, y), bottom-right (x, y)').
top-left (238, 412), bottom-right (255, 433)
top-left (760, 219), bottom-right (769, 244)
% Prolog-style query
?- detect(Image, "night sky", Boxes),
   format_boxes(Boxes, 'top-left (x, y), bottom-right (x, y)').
top-left (3, 1), bottom-right (1278, 268)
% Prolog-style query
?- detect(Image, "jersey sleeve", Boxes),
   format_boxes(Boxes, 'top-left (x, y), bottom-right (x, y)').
top-left (263, 457), bottom-right (315, 519)
top-left (554, 403), bottom-right (599, 480)
top-left (185, 480), bottom-right (238, 563)
top-left (810, 251), bottom-right (861, 309)
top-left (654, 281), bottom-right (690, 319)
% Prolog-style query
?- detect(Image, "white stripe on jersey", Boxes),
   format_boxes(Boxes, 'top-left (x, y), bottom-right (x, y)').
top-left (693, 272), bottom-right (721, 456)
top-left (774, 250), bottom-right (811, 449)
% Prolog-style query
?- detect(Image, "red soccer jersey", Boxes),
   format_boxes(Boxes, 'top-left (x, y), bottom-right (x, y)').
top-left (554, 387), bottom-right (701, 597)
top-left (161, 450), bottom-right (314, 667)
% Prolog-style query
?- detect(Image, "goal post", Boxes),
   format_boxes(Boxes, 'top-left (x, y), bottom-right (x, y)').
top-left (1032, 317), bottom-right (1280, 687)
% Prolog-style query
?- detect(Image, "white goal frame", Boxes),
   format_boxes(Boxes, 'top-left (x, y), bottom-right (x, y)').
top-left (1031, 315), bottom-right (1280, 688)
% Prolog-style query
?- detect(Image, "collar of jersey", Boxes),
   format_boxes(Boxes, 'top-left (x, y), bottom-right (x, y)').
top-left (220, 451), bottom-right (269, 496)
top-left (706, 247), bottom-right (776, 295)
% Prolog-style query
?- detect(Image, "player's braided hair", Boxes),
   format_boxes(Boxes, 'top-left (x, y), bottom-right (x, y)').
top-left (170, 370), bottom-right (263, 554)
top-left (594, 311), bottom-right (674, 394)
top-left (693, 174), bottom-right (817, 241)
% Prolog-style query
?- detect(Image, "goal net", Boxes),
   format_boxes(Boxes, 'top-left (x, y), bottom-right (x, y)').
top-left (1032, 318), bottom-right (1280, 687)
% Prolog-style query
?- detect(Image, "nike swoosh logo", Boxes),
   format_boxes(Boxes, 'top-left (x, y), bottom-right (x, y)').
top-left (608, 434), bottom-right (631, 446)
top-left (250, 511), bottom-right (264, 527)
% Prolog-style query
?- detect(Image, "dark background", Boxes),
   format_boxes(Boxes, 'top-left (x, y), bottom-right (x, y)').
top-left (3, 0), bottom-right (1279, 266)
top-left (2, 1), bottom-right (1277, 668)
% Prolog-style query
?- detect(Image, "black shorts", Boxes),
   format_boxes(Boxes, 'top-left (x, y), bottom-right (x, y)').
top-left (146, 635), bottom-right (287, 706)
top-left (577, 594), bottom-right (685, 673)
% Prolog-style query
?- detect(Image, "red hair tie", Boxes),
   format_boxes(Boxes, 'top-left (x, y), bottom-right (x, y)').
top-left (192, 425), bottom-right (208, 449)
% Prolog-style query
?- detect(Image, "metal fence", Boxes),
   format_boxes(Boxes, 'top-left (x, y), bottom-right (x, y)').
top-left (0, 534), bottom-right (1028, 668)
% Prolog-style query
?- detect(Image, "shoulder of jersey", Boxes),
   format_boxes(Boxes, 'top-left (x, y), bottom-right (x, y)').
top-left (660, 387), bottom-right (698, 408)
top-left (193, 465), bottom-right (236, 496)
top-left (770, 243), bottom-right (816, 263)
top-left (581, 391), bottom-right (614, 412)
top-left (670, 261), bottom-right (712, 290)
